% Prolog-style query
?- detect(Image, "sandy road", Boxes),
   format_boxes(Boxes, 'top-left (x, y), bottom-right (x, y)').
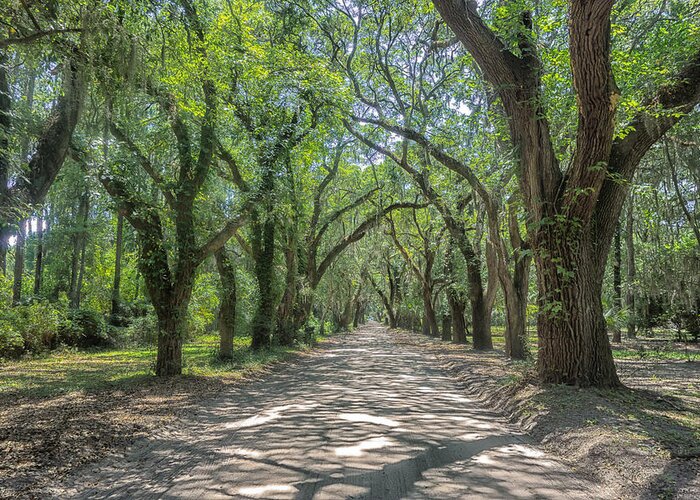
top-left (54, 323), bottom-right (607, 499)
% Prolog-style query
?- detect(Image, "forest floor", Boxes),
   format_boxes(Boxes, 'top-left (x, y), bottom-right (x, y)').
top-left (17, 323), bottom-right (604, 499)
top-left (0, 335), bottom-right (314, 498)
top-left (1, 325), bottom-right (697, 499)
top-left (426, 332), bottom-right (700, 500)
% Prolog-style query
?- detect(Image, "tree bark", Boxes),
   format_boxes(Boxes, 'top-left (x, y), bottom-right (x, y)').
top-left (69, 192), bottom-right (89, 309)
top-left (215, 246), bottom-right (237, 360)
top-left (625, 196), bottom-right (637, 338)
top-left (12, 220), bottom-right (26, 304)
top-left (535, 228), bottom-right (619, 387)
top-left (441, 314), bottom-right (452, 341)
top-left (421, 284), bottom-right (439, 337)
top-left (276, 234), bottom-right (298, 347)
top-left (0, 52), bottom-right (11, 275)
top-left (251, 213), bottom-right (275, 350)
top-left (612, 222), bottom-right (622, 343)
top-left (111, 213), bottom-right (123, 320)
top-left (33, 211), bottom-right (44, 295)
top-left (155, 305), bottom-right (185, 376)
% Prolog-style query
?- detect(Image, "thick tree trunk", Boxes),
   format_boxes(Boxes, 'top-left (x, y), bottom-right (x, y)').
top-left (276, 242), bottom-right (298, 347)
top-left (421, 285), bottom-right (439, 337)
top-left (353, 299), bottom-right (363, 328)
top-left (251, 215), bottom-right (275, 350)
top-left (33, 212), bottom-right (44, 295)
top-left (535, 229), bottom-right (620, 387)
top-left (612, 223), bottom-right (622, 343)
top-left (111, 213), bottom-right (123, 320)
top-left (502, 254), bottom-right (530, 360)
top-left (468, 266), bottom-right (492, 349)
top-left (441, 314), bottom-right (452, 341)
top-left (155, 306), bottom-right (185, 376)
top-left (448, 294), bottom-right (467, 343)
top-left (625, 198), bottom-right (637, 338)
top-left (215, 246), bottom-right (236, 360)
top-left (12, 220), bottom-right (25, 304)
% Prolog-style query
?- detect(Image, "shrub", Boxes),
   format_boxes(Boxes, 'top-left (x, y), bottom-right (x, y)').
top-left (124, 314), bottom-right (158, 346)
top-left (60, 309), bottom-right (111, 348)
top-left (0, 323), bottom-right (24, 359)
top-left (15, 301), bottom-right (66, 353)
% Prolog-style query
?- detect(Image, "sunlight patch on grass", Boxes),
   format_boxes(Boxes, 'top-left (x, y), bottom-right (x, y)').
top-left (0, 333), bottom-right (321, 400)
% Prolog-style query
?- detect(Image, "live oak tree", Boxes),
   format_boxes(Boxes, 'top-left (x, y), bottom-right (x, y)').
top-left (82, 0), bottom-right (247, 375)
top-left (431, 0), bottom-right (700, 386)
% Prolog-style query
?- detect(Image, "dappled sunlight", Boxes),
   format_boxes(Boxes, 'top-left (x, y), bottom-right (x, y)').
top-left (56, 323), bottom-right (604, 499)
top-left (337, 412), bottom-right (400, 427)
top-left (334, 436), bottom-right (394, 457)
top-left (238, 484), bottom-right (296, 497)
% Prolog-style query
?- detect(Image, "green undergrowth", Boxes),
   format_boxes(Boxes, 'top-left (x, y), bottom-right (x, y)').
top-left (0, 332), bottom-right (329, 400)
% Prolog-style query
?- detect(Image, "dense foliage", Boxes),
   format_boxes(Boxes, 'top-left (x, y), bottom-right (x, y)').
top-left (0, 0), bottom-right (698, 385)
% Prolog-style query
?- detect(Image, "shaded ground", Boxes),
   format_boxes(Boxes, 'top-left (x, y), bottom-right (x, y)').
top-left (0, 336), bottom-right (308, 499)
top-left (49, 323), bottom-right (604, 499)
top-left (407, 331), bottom-right (700, 499)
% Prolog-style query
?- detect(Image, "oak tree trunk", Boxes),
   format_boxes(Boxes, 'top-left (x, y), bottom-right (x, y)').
top-left (535, 228), bottom-right (620, 387)
top-left (441, 314), bottom-right (452, 341)
top-left (155, 305), bottom-right (185, 376)
top-left (215, 246), bottom-right (237, 360)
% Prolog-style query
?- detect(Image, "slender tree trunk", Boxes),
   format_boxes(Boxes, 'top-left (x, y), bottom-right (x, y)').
top-left (215, 246), bottom-right (236, 360)
top-left (484, 240), bottom-right (498, 327)
top-left (625, 197), bottom-right (637, 338)
top-left (12, 220), bottom-right (26, 304)
top-left (0, 229), bottom-right (7, 275)
top-left (75, 229), bottom-right (88, 309)
top-left (33, 211), bottom-right (44, 295)
top-left (69, 192), bottom-right (89, 308)
top-left (111, 213), bottom-right (123, 320)
top-left (499, 241), bottom-right (531, 361)
top-left (535, 228), bottom-right (620, 387)
top-left (612, 222), bottom-right (622, 343)
top-left (0, 53), bottom-right (10, 275)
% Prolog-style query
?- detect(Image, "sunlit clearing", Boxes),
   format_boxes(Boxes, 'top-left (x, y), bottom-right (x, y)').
top-left (338, 413), bottom-right (399, 427)
top-left (335, 436), bottom-right (393, 457)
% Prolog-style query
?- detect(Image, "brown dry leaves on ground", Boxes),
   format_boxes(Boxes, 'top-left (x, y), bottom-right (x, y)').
top-left (393, 330), bottom-right (700, 500)
top-left (0, 376), bottom-right (225, 498)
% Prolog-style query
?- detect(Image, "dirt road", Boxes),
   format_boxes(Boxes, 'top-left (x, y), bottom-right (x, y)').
top-left (54, 323), bottom-right (608, 499)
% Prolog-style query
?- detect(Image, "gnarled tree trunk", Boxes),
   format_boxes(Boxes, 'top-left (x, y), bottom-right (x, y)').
top-left (535, 227), bottom-right (619, 387)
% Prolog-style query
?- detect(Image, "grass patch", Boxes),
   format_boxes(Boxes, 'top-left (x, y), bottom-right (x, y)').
top-left (0, 333), bottom-right (327, 400)
top-left (612, 346), bottom-right (698, 362)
